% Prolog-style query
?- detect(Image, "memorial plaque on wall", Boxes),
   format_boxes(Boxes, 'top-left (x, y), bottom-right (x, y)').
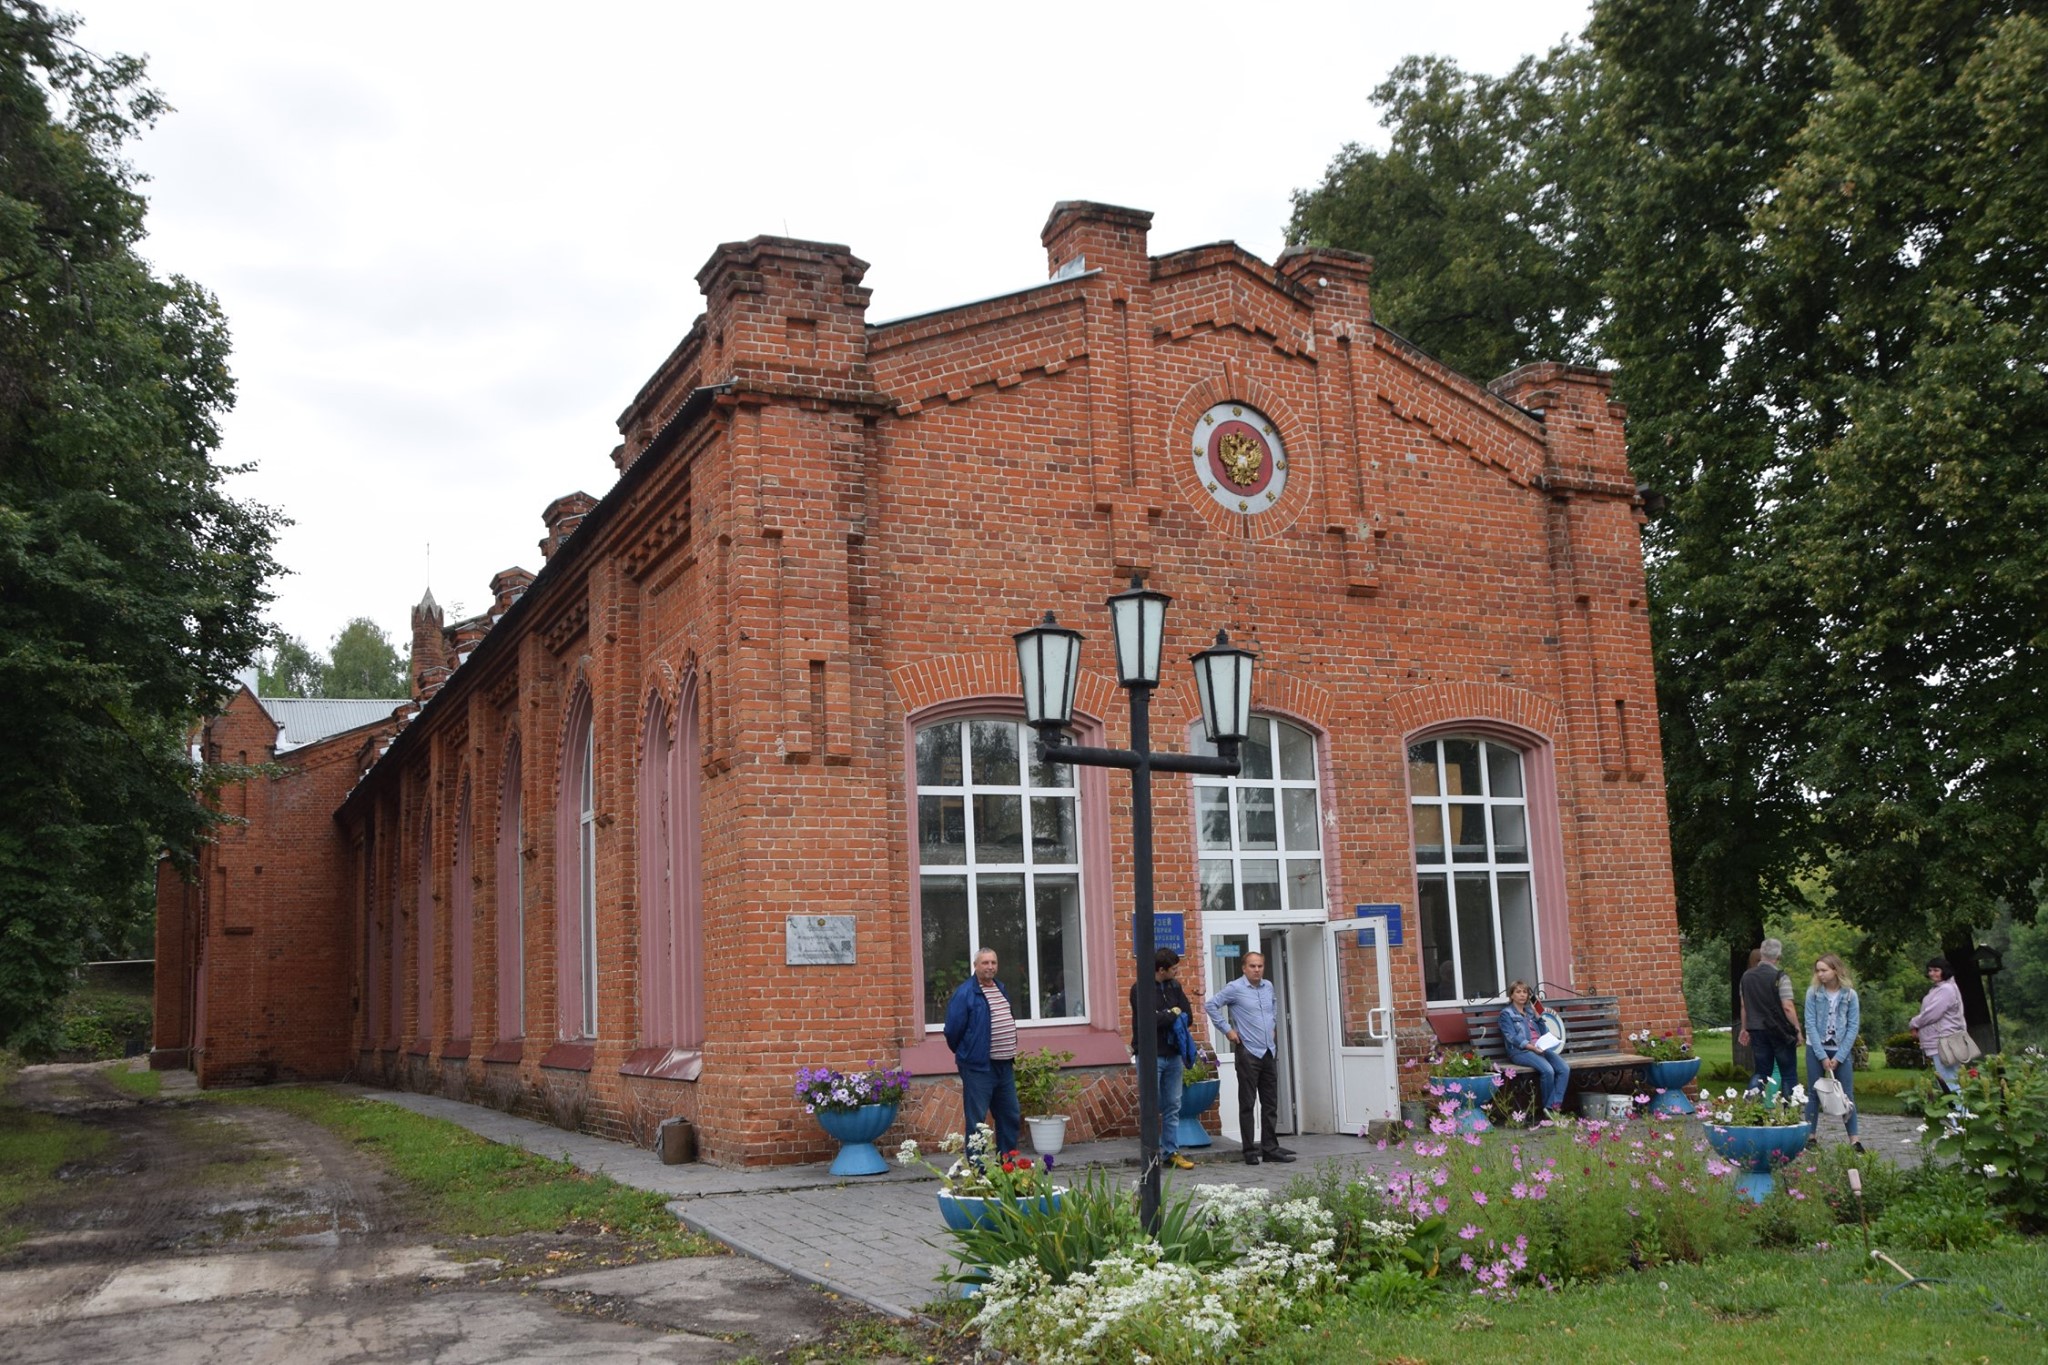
top-left (786, 914), bottom-right (856, 965)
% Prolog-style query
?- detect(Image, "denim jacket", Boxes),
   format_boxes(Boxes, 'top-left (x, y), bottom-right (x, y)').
top-left (1497, 1004), bottom-right (1542, 1052)
top-left (1804, 986), bottom-right (1860, 1056)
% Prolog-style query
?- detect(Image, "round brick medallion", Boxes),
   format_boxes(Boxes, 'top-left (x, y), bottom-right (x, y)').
top-left (1192, 402), bottom-right (1287, 515)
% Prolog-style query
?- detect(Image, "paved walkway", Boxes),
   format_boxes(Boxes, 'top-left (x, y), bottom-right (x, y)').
top-left (363, 1091), bottom-right (1928, 1320)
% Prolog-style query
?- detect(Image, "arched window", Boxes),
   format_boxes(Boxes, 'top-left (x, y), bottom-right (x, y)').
top-left (1192, 716), bottom-right (1326, 917)
top-left (556, 694), bottom-right (598, 1040)
top-left (362, 825), bottom-right (381, 1045)
top-left (495, 738), bottom-right (524, 1042)
top-left (915, 716), bottom-right (1084, 1026)
top-left (450, 776), bottom-right (473, 1040)
top-left (1408, 736), bottom-right (1539, 1002)
top-left (638, 683), bottom-right (704, 1051)
top-left (415, 810), bottom-right (434, 1039)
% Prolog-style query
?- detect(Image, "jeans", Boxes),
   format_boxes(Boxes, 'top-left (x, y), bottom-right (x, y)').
top-left (1236, 1048), bottom-right (1282, 1153)
top-left (959, 1059), bottom-right (1020, 1155)
top-left (1154, 1055), bottom-right (1184, 1157)
top-left (1507, 1046), bottom-right (1569, 1112)
top-left (1748, 1032), bottom-right (1800, 1097)
top-left (1929, 1048), bottom-right (1962, 1090)
top-left (1804, 1047), bottom-right (1859, 1137)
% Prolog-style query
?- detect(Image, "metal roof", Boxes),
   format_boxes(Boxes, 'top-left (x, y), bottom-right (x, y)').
top-left (257, 697), bottom-right (405, 753)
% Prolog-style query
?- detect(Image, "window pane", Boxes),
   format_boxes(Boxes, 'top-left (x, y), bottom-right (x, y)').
top-left (1029, 731), bottom-right (1074, 790)
top-left (1238, 789), bottom-right (1277, 850)
top-left (1486, 743), bottom-right (1524, 799)
top-left (970, 720), bottom-right (1020, 786)
top-left (1200, 859), bottom-right (1237, 916)
top-left (973, 793), bottom-right (1024, 863)
top-left (1197, 787), bottom-right (1233, 850)
top-left (1499, 873), bottom-right (1538, 988)
top-left (1411, 804), bottom-right (1445, 863)
top-left (1030, 796), bottom-right (1075, 863)
top-left (978, 875), bottom-right (1029, 1013)
top-left (1454, 872), bottom-right (1500, 999)
top-left (1408, 741), bottom-right (1440, 796)
top-left (1277, 722), bottom-right (1315, 780)
top-left (1033, 875), bottom-right (1083, 1019)
top-left (1287, 858), bottom-right (1324, 911)
top-left (921, 877), bottom-right (970, 1020)
top-left (1491, 804), bottom-right (1528, 862)
top-left (1442, 739), bottom-right (1481, 797)
top-left (1241, 859), bottom-right (1282, 912)
top-left (1240, 723), bottom-right (1274, 780)
top-left (916, 723), bottom-right (962, 786)
top-left (918, 794), bottom-right (967, 865)
top-left (1417, 873), bottom-right (1454, 999)
top-left (1209, 933), bottom-right (1251, 1054)
top-left (1282, 789), bottom-right (1319, 852)
top-left (1448, 803), bottom-right (1488, 861)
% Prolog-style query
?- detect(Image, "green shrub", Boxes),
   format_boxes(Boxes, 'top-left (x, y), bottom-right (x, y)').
top-left (1922, 1045), bottom-right (2048, 1232)
top-left (35, 989), bottom-right (152, 1062)
top-left (1884, 1032), bottom-right (1928, 1070)
top-left (1873, 1168), bottom-right (2001, 1252)
top-left (1284, 1161), bottom-right (1440, 1275)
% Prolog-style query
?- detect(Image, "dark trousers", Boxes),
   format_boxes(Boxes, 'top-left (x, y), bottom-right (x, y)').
top-left (1236, 1048), bottom-right (1281, 1153)
top-left (960, 1060), bottom-right (1020, 1155)
top-left (1748, 1033), bottom-right (1799, 1097)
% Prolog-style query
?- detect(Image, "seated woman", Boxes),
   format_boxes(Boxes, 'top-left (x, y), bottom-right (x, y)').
top-left (1498, 979), bottom-right (1567, 1122)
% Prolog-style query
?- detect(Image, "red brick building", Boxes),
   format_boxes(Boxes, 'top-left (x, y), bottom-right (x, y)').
top-left (158, 201), bottom-right (1686, 1163)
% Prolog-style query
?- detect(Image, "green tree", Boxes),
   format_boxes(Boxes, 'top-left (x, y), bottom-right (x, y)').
top-left (1291, 0), bottom-right (2048, 1030)
top-left (258, 634), bottom-right (322, 698)
top-left (0, 3), bottom-right (279, 1044)
top-left (321, 617), bottom-right (407, 699)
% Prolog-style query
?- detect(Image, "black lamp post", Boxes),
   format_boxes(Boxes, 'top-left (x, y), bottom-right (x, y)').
top-left (1974, 943), bottom-right (2004, 1055)
top-left (1014, 576), bottom-right (1255, 1232)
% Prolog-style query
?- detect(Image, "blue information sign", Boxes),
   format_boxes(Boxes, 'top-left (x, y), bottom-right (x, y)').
top-left (1149, 912), bottom-right (1186, 955)
top-left (1355, 903), bottom-right (1403, 947)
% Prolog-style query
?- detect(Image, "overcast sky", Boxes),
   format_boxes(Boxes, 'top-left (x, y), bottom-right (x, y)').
top-left (77, 1), bottom-right (1590, 657)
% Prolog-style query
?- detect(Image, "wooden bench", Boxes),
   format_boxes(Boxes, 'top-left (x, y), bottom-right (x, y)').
top-left (1429, 994), bottom-right (1653, 1106)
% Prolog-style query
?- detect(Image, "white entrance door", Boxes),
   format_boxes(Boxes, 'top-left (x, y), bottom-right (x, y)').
top-left (1324, 916), bottom-right (1398, 1131)
top-left (1203, 916), bottom-right (1392, 1140)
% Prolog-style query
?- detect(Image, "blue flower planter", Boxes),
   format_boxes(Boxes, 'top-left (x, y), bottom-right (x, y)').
top-left (1704, 1122), bottom-right (1811, 1203)
top-left (1176, 1077), bottom-right (1221, 1148)
top-left (937, 1188), bottom-right (1065, 1231)
top-left (815, 1102), bottom-right (898, 1176)
top-left (1441, 1073), bottom-right (1499, 1133)
top-left (1645, 1058), bottom-right (1702, 1116)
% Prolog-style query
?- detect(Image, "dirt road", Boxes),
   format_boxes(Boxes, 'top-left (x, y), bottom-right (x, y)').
top-left (0, 1065), bottom-right (923, 1363)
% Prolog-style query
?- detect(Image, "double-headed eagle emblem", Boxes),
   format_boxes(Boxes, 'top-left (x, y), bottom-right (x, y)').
top-left (1218, 432), bottom-right (1264, 486)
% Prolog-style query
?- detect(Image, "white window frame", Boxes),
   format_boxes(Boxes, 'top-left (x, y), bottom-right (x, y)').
top-left (577, 719), bottom-right (598, 1039)
top-left (1408, 735), bottom-right (1541, 1004)
top-left (1192, 715), bottom-right (1327, 920)
top-left (915, 717), bottom-right (1086, 1029)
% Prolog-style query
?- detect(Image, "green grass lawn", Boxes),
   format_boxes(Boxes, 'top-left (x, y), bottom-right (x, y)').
top-left (104, 1063), bottom-right (162, 1099)
top-left (1269, 1240), bottom-right (2047, 1362)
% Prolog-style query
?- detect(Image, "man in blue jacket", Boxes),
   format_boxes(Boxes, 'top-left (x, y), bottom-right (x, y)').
top-left (943, 947), bottom-right (1021, 1153)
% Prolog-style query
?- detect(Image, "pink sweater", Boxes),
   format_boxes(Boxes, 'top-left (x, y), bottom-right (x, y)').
top-left (1910, 979), bottom-right (1965, 1052)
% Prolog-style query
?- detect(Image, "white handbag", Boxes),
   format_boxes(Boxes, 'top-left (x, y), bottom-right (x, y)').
top-left (1812, 1075), bottom-right (1851, 1118)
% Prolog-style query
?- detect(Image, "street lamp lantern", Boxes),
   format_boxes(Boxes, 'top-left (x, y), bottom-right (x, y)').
top-left (1014, 611), bottom-right (1083, 732)
top-left (1190, 629), bottom-right (1257, 745)
top-left (1012, 583), bottom-right (1250, 1235)
top-left (1108, 576), bottom-right (1172, 688)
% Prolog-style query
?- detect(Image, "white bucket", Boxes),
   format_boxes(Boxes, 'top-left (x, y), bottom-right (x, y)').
top-left (1579, 1092), bottom-right (1631, 1120)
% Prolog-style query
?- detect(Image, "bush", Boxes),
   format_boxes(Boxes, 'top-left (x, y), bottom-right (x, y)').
top-left (28, 989), bottom-right (152, 1062)
top-left (1922, 1045), bottom-right (2048, 1232)
top-left (1884, 1032), bottom-right (1928, 1070)
top-left (1874, 1167), bottom-right (2001, 1252)
top-left (1012, 1047), bottom-right (1079, 1118)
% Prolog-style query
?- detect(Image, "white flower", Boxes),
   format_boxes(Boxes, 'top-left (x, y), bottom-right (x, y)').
top-left (1983, 1164), bottom-right (1999, 1175)
top-left (1915, 1122), bottom-right (1929, 1133)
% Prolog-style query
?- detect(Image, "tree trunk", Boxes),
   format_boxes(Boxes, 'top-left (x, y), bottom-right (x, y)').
top-left (1940, 928), bottom-right (1991, 1051)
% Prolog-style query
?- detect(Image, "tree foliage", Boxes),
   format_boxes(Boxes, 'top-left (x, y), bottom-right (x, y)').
top-left (1290, 0), bottom-right (2048, 1022)
top-left (258, 634), bottom-right (322, 699)
top-left (0, 2), bottom-right (279, 1045)
top-left (259, 619), bottom-right (407, 699)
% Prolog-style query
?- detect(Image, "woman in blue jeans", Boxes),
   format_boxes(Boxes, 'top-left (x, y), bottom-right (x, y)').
top-left (1498, 980), bottom-right (1567, 1121)
top-left (1802, 953), bottom-right (1862, 1151)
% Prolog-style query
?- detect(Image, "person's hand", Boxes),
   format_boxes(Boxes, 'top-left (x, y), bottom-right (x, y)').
top-left (1824, 1057), bottom-right (1838, 1072)
top-left (1228, 1030), bottom-right (1240, 1045)
top-left (1737, 1028), bottom-right (1749, 1044)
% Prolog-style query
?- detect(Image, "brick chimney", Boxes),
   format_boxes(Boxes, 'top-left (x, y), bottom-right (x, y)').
top-left (410, 588), bottom-right (448, 703)
top-left (540, 493), bottom-right (597, 562)
top-left (1041, 201), bottom-right (1152, 286)
top-left (489, 566), bottom-right (535, 618)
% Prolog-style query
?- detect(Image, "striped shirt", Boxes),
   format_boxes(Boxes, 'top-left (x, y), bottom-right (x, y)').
top-left (983, 983), bottom-right (1018, 1061)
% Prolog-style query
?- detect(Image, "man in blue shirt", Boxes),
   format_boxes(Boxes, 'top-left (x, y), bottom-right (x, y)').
top-left (1203, 952), bottom-right (1295, 1164)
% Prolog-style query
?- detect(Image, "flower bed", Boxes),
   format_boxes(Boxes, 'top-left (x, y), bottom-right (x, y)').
top-left (794, 1062), bottom-right (909, 1115)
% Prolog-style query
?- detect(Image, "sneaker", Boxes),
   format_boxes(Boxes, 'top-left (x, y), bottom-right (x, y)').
top-left (1170, 1153), bottom-right (1195, 1170)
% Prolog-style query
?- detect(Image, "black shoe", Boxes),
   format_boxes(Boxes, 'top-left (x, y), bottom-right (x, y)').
top-left (1242, 1154), bottom-right (1261, 1165)
top-left (1852, 1141), bottom-right (1865, 1153)
top-left (1268, 1145), bottom-right (1297, 1158)
top-left (1263, 1150), bottom-right (1297, 1163)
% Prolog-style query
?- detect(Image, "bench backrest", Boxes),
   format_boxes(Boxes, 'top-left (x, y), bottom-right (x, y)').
top-left (1439, 996), bottom-right (1625, 1061)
